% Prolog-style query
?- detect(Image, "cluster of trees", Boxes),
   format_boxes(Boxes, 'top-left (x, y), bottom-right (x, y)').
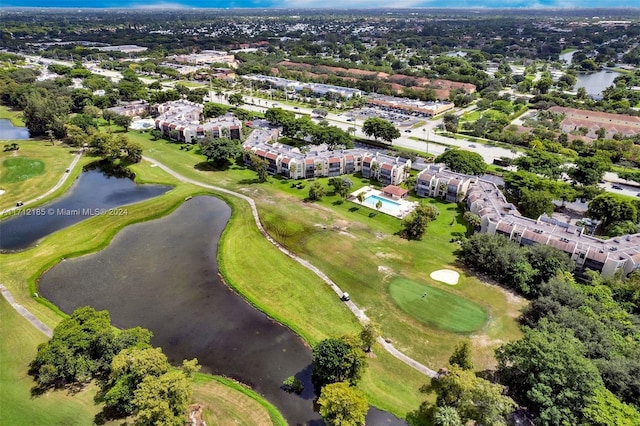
top-left (497, 272), bottom-right (640, 424)
top-left (265, 107), bottom-right (353, 149)
top-left (459, 233), bottom-right (574, 297)
top-left (456, 228), bottom-right (640, 424)
top-left (198, 137), bottom-right (241, 166)
top-left (311, 332), bottom-right (375, 425)
top-left (29, 307), bottom-right (198, 424)
top-left (409, 342), bottom-right (516, 426)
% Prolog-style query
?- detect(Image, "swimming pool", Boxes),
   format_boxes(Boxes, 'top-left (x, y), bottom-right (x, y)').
top-left (364, 194), bottom-right (401, 210)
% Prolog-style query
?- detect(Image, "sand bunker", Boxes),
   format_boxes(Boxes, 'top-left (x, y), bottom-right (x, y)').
top-left (430, 269), bottom-right (460, 285)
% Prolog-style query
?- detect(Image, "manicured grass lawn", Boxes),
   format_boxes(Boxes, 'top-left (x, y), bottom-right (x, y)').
top-left (191, 374), bottom-right (286, 426)
top-left (0, 157), bottom-right (45, 183)
top-left (389, 277), bottom-right (488, 334)
top-left (0, 141), bottom-right (87, 211)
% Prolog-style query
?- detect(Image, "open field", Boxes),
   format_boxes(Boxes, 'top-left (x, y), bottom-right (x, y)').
top-left (0, 141), bottom-right (88, 212)
top-left (389, 277), bottom-right (488, 334)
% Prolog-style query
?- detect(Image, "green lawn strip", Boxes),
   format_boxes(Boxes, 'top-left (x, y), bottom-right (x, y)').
top-left (0, 141), bottom-right (90, 212)
top-left (0, 298), bottom-right (101, 426)
top-left (0, 157), bottom-right (45, 183)
top-left (388, 277), bottom-right (487, 334)
top-left (0, 105), bottom-right (25, 126)
top-left (217, 191), bottom-right (360, 346)
top-left (192, 373), bottom-right (286, 426)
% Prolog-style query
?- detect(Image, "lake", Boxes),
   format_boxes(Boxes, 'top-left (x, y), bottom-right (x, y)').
top-left (38, 195), bottom-right (407, 425)
top-left (558, 50), bottom-right (620, 98)
top-left (0, 163), bottom-right (171, 251)
top-left (0, 119), bottom-right (30, 140)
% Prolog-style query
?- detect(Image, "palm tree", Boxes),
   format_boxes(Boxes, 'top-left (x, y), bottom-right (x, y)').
top-left (375, 200), bottom-right (383, 212)
top-left (370, 162), bottom-right (380, 181)
top-left (357, 192), bottom-right (365, 203)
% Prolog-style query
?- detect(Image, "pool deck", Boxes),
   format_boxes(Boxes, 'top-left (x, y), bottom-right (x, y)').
top-left (350, 186), bottom-right (418, 219)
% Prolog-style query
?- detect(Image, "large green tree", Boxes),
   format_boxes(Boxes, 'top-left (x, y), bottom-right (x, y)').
top-left (587, 193), bottom-right (638, 232)
top-left (29, 307), bottom-right (152, 390)
top-left (568, 155), bottom-right (612, 186)
top-left (434, 149), bottom-right (487, 175)
top-left (427, 366), bottom-right (515, 426)
top-left (362, 117), bottom-right (401, 144)
top-left (317, 381), bottom-right (368, 426)
top-left (400, 203), bottom-right (439, 240)
top-left (311, 337), bottom-right (366, 392)
top-left (198, 137), bottom-right (240, 166)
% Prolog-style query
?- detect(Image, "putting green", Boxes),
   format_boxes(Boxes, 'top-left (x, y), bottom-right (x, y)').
top-left (1, 157), bottom-right (45, 183)
top-left (389, 277), bottom-right (487, 334)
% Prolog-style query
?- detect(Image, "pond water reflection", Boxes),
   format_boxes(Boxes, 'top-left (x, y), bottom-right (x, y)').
top-left (0, 119), bottom-right (30, 140)
top-left (0, 163), bottom-right (170, 251)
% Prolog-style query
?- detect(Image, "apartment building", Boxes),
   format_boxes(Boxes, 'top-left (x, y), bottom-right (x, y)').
top-left (243, 135), bottom-right (410, 184)
top-left (154, 100), bottom-right (241, 143)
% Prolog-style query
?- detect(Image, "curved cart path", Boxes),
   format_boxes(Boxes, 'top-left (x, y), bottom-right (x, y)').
top-left (143, 156), bottom-right (439, 379)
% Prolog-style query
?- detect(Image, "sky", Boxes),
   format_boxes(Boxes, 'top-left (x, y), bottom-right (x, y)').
top-left (1, 1), bottom-right (637, 9)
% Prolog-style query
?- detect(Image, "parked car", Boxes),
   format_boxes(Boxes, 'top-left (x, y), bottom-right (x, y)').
top-left (404, 129), bottom-right (411, 133)
top-left (612, 184), bottom-right (623, 190)
top-left (469, 144), bottom-right (477, 148)
top-left (341, 292), bottom-right (350, 302)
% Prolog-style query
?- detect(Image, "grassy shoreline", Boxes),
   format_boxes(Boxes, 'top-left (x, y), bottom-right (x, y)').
top-left (0, 105), bottom-right (25, 126)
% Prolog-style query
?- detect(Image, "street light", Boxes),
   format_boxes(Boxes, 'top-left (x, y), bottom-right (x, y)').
top-left (423, 128), bottom-right (429, 154)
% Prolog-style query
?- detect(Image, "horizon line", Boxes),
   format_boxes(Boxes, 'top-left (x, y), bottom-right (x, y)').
top-left (2, 6), bottom-right (640, 10)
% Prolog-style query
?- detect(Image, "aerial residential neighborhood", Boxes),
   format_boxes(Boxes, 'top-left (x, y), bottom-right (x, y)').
top-left (1, 6), bottom-right (640, 426)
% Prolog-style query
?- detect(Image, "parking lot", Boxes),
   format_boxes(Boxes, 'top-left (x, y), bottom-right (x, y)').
top-left (347, 107), bottom-right (424, 128)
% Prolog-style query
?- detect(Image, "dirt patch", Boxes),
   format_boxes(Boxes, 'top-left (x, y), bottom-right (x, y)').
top-left (378, 265), bottom-right (394, 281)
top-left (376, 251), bottom-right (401, 260)
top-left (188, 404), bottom-right (205, 426)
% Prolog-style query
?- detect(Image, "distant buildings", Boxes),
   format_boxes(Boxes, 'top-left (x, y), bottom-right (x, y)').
top-left (367, 96), bottom-right (455, 117)
top-left (242, 74), bottom-right (363, 99)
top-left (154, 100), bottom-right (241, 143)
top-left (95, 45), bottom-right (148, 53)
top-left (549, 106), bottom-right (640, 139)
top-left (167, 50), bottom-right (236, 67)
top-left (107, 100), bottom-right (149, 118)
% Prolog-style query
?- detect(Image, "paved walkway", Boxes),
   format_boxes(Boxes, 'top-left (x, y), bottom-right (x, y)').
top-left (144, 156), bottom-right (439, 378)
top-left (0, 284), bottom-right (52, 338)
top-left (1, 149), bottom-right (82, 215)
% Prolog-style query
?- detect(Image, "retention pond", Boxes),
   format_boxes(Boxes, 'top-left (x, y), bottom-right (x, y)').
top-left (38, 195), bottom-right (406, 425)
